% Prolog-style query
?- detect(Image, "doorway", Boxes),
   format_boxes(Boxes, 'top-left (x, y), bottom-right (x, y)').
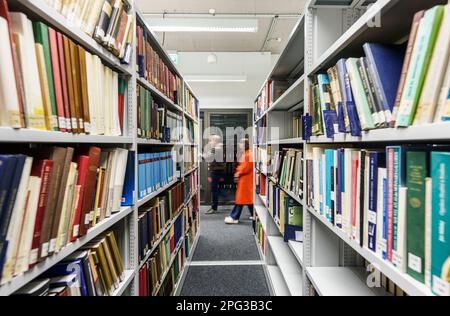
top-left (200, 110), bottom-right (252, 207)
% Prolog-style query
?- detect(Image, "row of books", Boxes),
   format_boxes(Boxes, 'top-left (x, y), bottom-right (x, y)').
top-left (254, 216), bottom-right (266, 256)
top-left (138, 214), bottom-right (184, 296)
top-left (0, 146), bottom-right (131, 284)
top-left (256, 147), bottom-right (268, 175)
top-left (184, 86), bottom-right (199, 120)
top-left (184, 119), bottom-right (198, 144)
top-left (15, 231), bottom-right (124, 296)
top-left (42, 0), bottom-right (133, 63)
top-left (138, 183), bottom-right (185, 263)
top-left (137, 151), bottom-right (177, 200)
top-left (271, 148), bottom-right (304, 198)
top-left (254, 80), bottom-right (291, 120)
top-left (184, 194), bottom-right (199, 236)
top-left (267, 182), bottom-right (303, 242)
top-left (305, 145), bottom-right (450, 296)
top-left (137, 84), bottom-right (183, 143)
top-left (308, 4), bottom-right (450, 138)
top-left (255, 117), bottom-right (266, 145)
top-left (183, 146), bottom-right (198, 174)
top-left (293, 115), bottom-right (302, 139)
top-left (184, 170), bottom-right (199, 202)
top-left (136, 23), bottom-right (181, 104)
top-left (0, 4), bottom-right (126, 134)
top-left (256, 173), bottom-right (267, 197)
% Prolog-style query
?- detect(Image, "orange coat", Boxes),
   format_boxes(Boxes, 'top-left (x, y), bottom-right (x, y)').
top-left (235, 150), bottom-right (254, 205)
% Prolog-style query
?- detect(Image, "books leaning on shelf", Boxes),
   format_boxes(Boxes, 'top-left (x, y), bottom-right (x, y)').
top-left (183, 146), bottom-right (198, 174)
top-left (0, 147), bottom-right (130, 284)
top-left (136, 22), bottom-right (181, 104)
top-left (183, 194), bottom-right (199, 237)
top-left (255, 216), bottom-right (266, 255)
top-left (184, 86), bottom-right (199, 120)
top-left (184, 119), bottom-right (198, 144)
top-left (137, 150), bottom-right (177, 200)
top-left (184, 169), bottom-right (199, 202)
top-left (305, 145), bottom-right (450, 296)
top-left (268, 181), bottom-right (303, 242)
top-left (307, 4), bottom-right (450, 138)
top-left (271, 148), bottom-right (303, 198)
top-left (14, 231), bottom-right (125, 296)
top-left (42, 0), bottom-right (134, 63)
top-left (138, 213), bottom-right (184, 296)
top-left (137, 84), bottom-right (183, 142)
top-left (0, 3), bottom-right (127, 133)
top-left (138, 181), bottom-right (185, 262)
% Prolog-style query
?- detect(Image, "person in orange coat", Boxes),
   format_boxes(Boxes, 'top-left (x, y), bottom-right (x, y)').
top-left (225, 138), bottom-right (254, 224)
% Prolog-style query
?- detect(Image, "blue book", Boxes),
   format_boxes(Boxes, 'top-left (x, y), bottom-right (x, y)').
top-left (431, 152), bottom-right (450, 296)
top-left (319, 156), bottom-right (324, 216)
top-left (121, 151), bottom-right (135, 206)
top-left (382, 176), bottom-right (388, 260)
top-left (367, 152), bottom-right (384, 252)
top-left (325, 149), bottom-right (334, 222)
top-left (363, 43), bottom-right (405, 121)
top-left (44, 259), bottom-right (88, 296)
top-left (336, 59), bottom-right (362, 136)
top-left (317, 74), bottom-right (338, 138)
top-left (336, 149), bottom-right (344, 229)
top-left (137, 154), bottom-right (144, 200)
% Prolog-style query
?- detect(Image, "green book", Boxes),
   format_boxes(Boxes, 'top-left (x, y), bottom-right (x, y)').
top-left (288, 204), bottom-right (303, 227)
top-left (396, 6), bottom-right (445, 127)
top-left (33, 22), bottom-right (58, 131)
top-left (345, 58), bottom-right (375, 130)
top-left (406, 151), bottom-right (428, 283)
top-left (312, 84), bottom-right (324, 136)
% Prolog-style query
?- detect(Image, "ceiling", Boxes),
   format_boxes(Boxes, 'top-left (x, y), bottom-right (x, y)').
top-left (135, 0), bottom-right (308, 53)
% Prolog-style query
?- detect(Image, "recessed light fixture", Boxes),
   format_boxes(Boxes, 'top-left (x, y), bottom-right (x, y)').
top-left (209, 8), bottom-right (216, 15)
top-left (207, 53), bottom-right (218, 64)
top-left (145, 18), bottom-right (258, 33)
top-left (184, 75), bottom-right (248, 83)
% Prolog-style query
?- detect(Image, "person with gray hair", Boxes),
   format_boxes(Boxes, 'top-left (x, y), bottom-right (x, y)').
top-left (202, 134), bottom-right (226, 215)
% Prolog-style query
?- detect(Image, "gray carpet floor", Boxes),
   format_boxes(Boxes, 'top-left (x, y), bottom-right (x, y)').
top-left (180, 206), bottom-right (270, 296)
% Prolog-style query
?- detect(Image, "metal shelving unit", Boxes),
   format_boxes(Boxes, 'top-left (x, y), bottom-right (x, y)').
top-left (253, 0), bottom-right (445, 297)
top-left (0, 0), bottom-right (201, 297)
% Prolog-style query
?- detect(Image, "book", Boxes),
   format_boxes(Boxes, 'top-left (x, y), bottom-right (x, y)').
top-left (431, 152), bottom-right (450, 296)
top-left (415, 4), bottom-right (450, 124)
top-left (396, 6), bottom-right (445, 127)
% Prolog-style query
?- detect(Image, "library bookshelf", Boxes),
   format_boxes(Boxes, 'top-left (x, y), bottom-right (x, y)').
top-left (0, 0), bottom-right (200, 296)
top-left (253, 0), bottom-right (448, 296)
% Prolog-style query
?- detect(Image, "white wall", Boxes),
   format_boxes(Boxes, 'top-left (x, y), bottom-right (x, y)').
top-left (174, 52), bottom-right (278, 109)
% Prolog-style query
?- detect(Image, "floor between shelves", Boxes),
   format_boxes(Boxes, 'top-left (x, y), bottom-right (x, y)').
top-left (180, 206), bottom-right (270, 296)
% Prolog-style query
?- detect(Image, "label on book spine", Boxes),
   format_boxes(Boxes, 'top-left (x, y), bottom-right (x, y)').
top-left (49, 238), bottom-right (56, 253)
top-left (29, 249), bottom-right (38, 265)
top-left (408, 253), bottom-right (423, 273)
top-left (58, 117), bottom-right (66, 130)
top-left (72, 225), bottom-right (79, 238)
top-left (433, 276), bottom-right (450, 296)
top-left (40, 242), bottom-right (49, 258)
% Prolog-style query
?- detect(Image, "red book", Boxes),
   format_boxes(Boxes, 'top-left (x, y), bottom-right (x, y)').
top-left (387, 148), bottom-right (395, 261)
top-left (29, 159), bottom-right (54, 268)
top-left (0, 0), bottom-right (25, 127)
top-left (78, 146), bottom-right (101, 236)
top-left (70, 155), bottom-right (89, 241)
top-left (48, 27), bottom-right (66, 132)
top-left (56, 32), bottom-right (71, 133)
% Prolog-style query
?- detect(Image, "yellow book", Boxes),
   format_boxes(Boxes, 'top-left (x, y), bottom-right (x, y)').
top-left (106, 231), bottom-right (124, 281)
top-left (35, 44), bottom-right (53, 131)
top-left (101, 238), bottom-right (120, 289)
top-left (92, 168), bottom-right (103, 226)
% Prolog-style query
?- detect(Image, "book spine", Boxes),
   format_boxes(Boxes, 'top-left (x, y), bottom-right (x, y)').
top-left (368, 153), bottom-right (378, 252)
top-left (387, 148), bottom-right (395, 261)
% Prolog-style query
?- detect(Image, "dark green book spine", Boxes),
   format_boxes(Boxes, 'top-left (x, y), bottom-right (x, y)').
top-left (406, 151), bottom-right (427, 283)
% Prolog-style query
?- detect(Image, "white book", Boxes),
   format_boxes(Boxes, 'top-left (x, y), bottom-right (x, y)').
top-left (414, 5), bottom-right (450, 125)
top-left (393, 187), bottom-right (408, 272)
top-left (376, 168), bottom-right (387, 258)
top-left (0, 17), bottom-right (21, 128)
top-left (14, 176), bottom-right (42, 275)
top-left (83, 0), bottom-right (105, 37)
top-left (424, 177), bottom-right (432, 289)
top-left (321, 153), bottom-right (326, 217)
top-left (112, 149), bottom-right (128, 213)
top-left (55, 162), bottom-right (77, 252)
top-left (103, 66), bottom-right (112, 136)
top-left (119, 14), bottom-right (133, 57)
top-left (1, 157), bottom-right (33, 283)
top-left (312, 147), bottom-right (323, 212)
top-left (95, 56), bottom-right (105, 135)
top-left (433, 61), bottom-right (450, 122)
top-left (106, 149), bottom-right (119, 217)
top-left (343, 149), bottom-right (355, 236)
top-left (85, 52), bottom-right (98, 135)
top-left (111, 71), bottom-right (121, 136)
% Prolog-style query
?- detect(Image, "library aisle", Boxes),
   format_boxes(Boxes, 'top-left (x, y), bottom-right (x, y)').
top-left (179, 207), bottom-right (269, 296)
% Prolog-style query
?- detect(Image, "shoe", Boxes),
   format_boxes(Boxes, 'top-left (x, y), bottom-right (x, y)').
top-left (205, 208), bottom-right (217, 215)
top-left (249, 216), bottom-right (255, 221)
top-left (225, 216), bottom-right (239, 224)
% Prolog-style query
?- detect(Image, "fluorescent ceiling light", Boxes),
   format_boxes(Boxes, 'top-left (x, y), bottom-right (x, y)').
top-left (184, 75), bottom-right (247, 83)
top-left (145, 18), bottom-right (258, 33)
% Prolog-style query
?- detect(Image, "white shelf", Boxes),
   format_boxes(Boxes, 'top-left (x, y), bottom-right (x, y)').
top-left (0, 206), bottom-right (133, 296)
top-left (270, 75), bottom-right (305, 112)
top-left (137, 77), bottom-right (183, 113)
top-left (111, 270), bottom-right (135, 296)
top-left (267, 138), bottom-right (304, 145)
top-left (267, 236), bottom-right (303, 296)
top-left (0, 128), bottom-right (133, 144)
top-left (257, 194), bottom-right (268, 209)
top-left (138, 210), bottom-right (184, 269)
top-left (288, 241), bottom-right (304, 267)
top-left (137, 179), bottom-right (178, 207)
top-left (309, 123), bottom-right (450, 144)
top-left (268, 177), bottom-right (303, 205)
top-left (267, 265), bottom-right (290, 296)
top-left (307, 206), bottom-right (434, 296)
top-left (254, 205), bottom-right (269, 233)
top-left (306, 267), bottom-right (387, 296)
top-left (13, 0), bottom-right (131, 75)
